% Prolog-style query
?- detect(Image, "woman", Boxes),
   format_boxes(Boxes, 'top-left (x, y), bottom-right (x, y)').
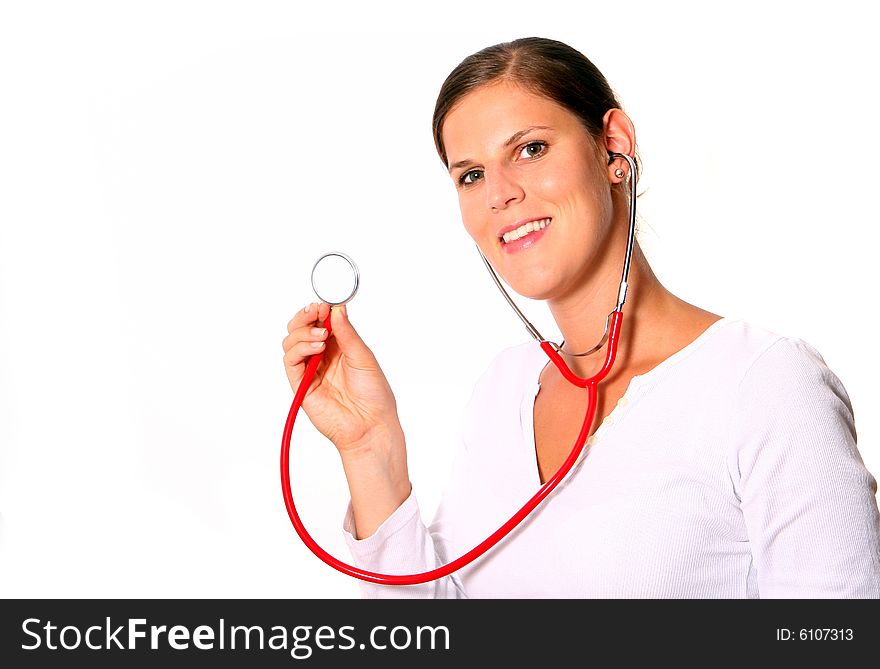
top-left (282, 37), bottom-right (880, 597)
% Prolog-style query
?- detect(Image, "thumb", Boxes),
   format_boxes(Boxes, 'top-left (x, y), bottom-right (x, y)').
top-left (329, 304), bottom-right (377, 367)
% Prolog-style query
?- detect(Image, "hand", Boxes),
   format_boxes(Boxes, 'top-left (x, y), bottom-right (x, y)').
top-left (282, 302), bottom-right (403, 454)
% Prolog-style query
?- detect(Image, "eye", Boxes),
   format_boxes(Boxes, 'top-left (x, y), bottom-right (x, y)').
top-left (459, 169), bottom-right (484, 186)
top-left (518, 141), bottom-right (547, 160)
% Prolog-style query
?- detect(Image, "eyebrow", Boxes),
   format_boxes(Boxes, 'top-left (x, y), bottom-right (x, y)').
top-left (447, 125), bottom-right (553, 173)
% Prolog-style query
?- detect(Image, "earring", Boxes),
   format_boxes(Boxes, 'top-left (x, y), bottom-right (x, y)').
top-left (614, 168), bottom-right (625, 178)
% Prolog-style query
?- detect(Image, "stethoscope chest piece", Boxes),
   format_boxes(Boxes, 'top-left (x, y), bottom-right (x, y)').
top-left (311, 252), bottom-right (360, 306)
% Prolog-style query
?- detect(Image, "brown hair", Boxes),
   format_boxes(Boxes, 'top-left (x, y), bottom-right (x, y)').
top-left (432, 37), bottom-right (639, 177)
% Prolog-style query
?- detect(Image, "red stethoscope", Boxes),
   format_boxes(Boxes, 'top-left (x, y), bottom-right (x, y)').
top-left (282, 153), bottom-right (637, 586)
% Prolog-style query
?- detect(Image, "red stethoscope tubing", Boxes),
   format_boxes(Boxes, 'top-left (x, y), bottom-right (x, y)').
top-left (281, 310), bottom-right (623, 585)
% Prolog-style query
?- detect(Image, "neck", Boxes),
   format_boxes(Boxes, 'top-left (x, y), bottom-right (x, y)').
top-left (547, 240), bottom-right (674, 379)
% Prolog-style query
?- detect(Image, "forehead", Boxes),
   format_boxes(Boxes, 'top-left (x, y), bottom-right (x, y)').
top-left (442, 81), bottom-right (584, 159)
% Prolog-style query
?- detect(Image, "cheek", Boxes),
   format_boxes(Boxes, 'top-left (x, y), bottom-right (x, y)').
top-left (457, 194), bottom-right (484, 239)
top-left (533, 164), bottom-right (606, 217)
top-left (526, 170), bottom-right (581, 213)
top-left (531, 154), bottom-right (590, 194)
top-left (531, 172), bottom-right (567, 201)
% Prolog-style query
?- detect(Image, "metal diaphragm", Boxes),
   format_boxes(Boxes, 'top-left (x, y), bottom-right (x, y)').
top-left (311, 252), bottom-right (360, 306)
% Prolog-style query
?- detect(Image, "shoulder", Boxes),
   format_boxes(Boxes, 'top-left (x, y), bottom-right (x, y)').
top-left (479, 339), bottom-right (542, 376)
top-left (474, 340), bottom-right (543, 387)
top-left (463, 340), bottom-right (543, 409)
top-left (692, 318), bottom-right (844, 396)
top-left (715, 320), bottom-right (850, 407)
top-left (664, 318), bottom-right (855, 443)
top-left (720, 320), bottom-right (858, 470)
top-left (458, 340), bottom-right (543, 449)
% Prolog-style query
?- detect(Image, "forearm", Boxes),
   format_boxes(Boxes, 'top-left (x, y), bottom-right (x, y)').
top-left (339, 425), bottom-right (412, 539)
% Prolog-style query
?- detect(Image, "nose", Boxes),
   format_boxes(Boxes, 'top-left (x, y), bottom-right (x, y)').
top-left (485, 169), bottom-right (524, 211)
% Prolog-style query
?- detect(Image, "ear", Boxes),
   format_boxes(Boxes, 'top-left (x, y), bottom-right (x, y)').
top-left (601, 108), bottom-right (636, 183)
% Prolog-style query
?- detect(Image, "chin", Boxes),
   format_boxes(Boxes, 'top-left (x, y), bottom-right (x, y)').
top-left (503, 272), bottom-right (559, 302)
top-left (483, 248), bottom-right (563, 300)
top-left (515, 286), bottom-right (556, 301)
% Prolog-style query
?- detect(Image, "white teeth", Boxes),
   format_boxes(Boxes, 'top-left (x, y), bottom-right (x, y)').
top-left (502, 218), bottom-right (550, 243)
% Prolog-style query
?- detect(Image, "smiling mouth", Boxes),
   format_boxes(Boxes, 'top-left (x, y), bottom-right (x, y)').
top-left (500, 218), bottom-right (552, 244)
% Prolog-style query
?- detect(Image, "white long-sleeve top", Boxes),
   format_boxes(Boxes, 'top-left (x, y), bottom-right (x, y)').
top-left (342, 317), bottom-right (880, 598)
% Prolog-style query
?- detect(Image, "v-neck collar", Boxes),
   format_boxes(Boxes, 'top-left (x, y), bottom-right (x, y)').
top-left (521, 316), bottom-right (734, 488)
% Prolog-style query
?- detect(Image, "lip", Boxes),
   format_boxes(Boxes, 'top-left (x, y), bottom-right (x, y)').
top-left (499, 217), bottom-right (552, 254)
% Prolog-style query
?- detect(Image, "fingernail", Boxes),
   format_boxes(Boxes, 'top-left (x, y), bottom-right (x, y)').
top-left (310, 341), bottom-right (325, 349)
top-left (304, 303), bottom-right (311, 314)
top-left (310, 327), bottom-right (326, 336)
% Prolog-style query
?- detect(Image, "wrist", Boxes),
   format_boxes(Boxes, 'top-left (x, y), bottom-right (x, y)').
top-left (339, 428), bottom-right (411, 539)
top-left (341, 422), bottom-right (405, 462)
top-left (339, 426), bottom-right (410, 500)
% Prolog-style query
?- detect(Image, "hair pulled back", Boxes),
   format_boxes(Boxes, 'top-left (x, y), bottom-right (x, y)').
top-left (432, 37), bottom-right (637, 177)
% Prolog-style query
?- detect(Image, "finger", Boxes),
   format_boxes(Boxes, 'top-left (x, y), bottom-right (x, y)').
top-left (281, 325), bottom-right (329, 353)
top-left (283, 339), bottom-right (328, 369)
top-left (328, 303), bottom-right (377, 368)
top-left (283, 345), bottom-right (325, 399)
top-left (287, 302), bottom-right (322, 334)
top-left (316, 301), bottom-right (332, 329)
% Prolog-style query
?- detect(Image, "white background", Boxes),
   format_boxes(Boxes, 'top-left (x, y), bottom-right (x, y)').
top-left (1, 1), bottom-right (877, 598)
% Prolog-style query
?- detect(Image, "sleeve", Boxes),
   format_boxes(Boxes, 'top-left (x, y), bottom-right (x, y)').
top-left (341, 484), bottom-right (468, 599)
top-left (338, 351), bottom-right (505, 600)
top-left (729, 336), bottom-right (880, 598)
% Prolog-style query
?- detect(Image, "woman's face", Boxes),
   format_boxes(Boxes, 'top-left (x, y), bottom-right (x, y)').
top-left (441, 80), bottom-right (615, 301)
